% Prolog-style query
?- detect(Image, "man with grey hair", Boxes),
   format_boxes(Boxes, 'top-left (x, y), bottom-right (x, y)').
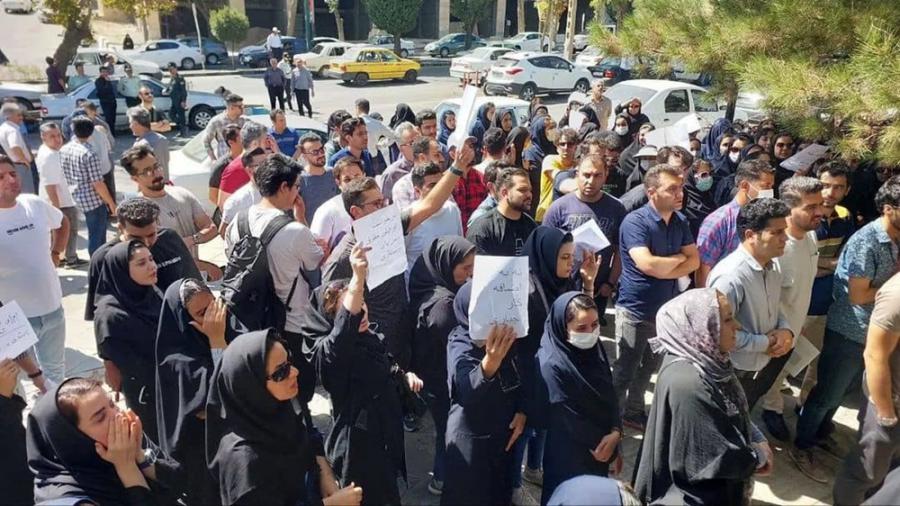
top-left (37, 122), bottom-right (83, 266)
top-left (129, 106), bottom-right (170, 180)
top-left (0, 102), bottom-right (35, 194)
top-left (217, 120), bottom-right (276, 208)
top-left (379, 121), bottom-right (419, 204)
top-left (760, 176), bottom-right (826, 441)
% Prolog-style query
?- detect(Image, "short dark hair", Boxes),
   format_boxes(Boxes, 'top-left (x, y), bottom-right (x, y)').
top-left (496, 167), bottom-right (529, 191)
top-left (120, 144), bottom-right (155, 176)
top-left (340, 117), bottom-right (365, 141)
top-left (597, 131), bottom-right (620, 151)
top-left (816, 162), bottom-right (850, 182)
top-left (254, 154), bottom-right (300, 197)
top-left (333, 156), bottom-right (363, 181)
top-left (268, 108), bottom-right (285, 122)
top-left (737, 198), bottom-right (790, 238)
top-left (411, 162), bottom-right (443, 189)
top-left (328, 110), bottom-right (352, 132)
top-left (298, 132), bottom-right (323, 151)
top-left (71, 116), bottom-right (94, 139)
top-left (223, 123), bottom-right (242, 146)
top-left (412, 136), bottom-right (433, 158)
top-left (483, 160), bottom-right (505, 186)
top-left (656, 146), bottom-right (693, 167)
top-left (45, 56), bottom-right (55, 65)
top-left (224, 93), bottom-right (243, 105)
top-left (644, 164), bottom-right (682, 190)
top-left (558, 127), bottom-right (579, 146)
top-left (341, 177), bottom-right (380, 214)
top-left (779, 176), bottom-right (823, 208)
top-left (483, 127), bottom-right (506, 156)
top-left (355, 98), bottom-right (370, 114)
top-left (415, 109), bottom-right (437, 126)
top-left (735, 159), bottom-right (774, 186)
top-left (875, 176), bottom-right (900, 211)
top-left (734, 133), bottom-right (753, 145)
top-left (116, 197), bottom-right (160, 227)
top-left (578, 154), bottom-right (607, 174)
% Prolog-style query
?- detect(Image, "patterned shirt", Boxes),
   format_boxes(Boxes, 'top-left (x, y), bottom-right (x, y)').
top-left (59, 140), bottom-right (104, 212)
top-left (203, 113), bottom-right (248, 159)
top-left (826, 218), bottom-right (900, 344)
top-left (697, 199), bottom-right (741, 268)
top-left (452, 169), bottom-right (487, 234)
top-left (808, 205), bottom-right (855, 315)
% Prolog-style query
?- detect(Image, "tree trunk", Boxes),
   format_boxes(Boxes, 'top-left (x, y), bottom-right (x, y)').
top-left (563, 0), bottom-right (577, 59)
top-left (394, 37), bottom-right (401, 56)
top-left (546, 9), bottom-right (561, 43)
top-left (286, 0), bottom-right (298, 36)
top-left (141, 16), bottom-right (150, 42)
top-left (335, 11), bottom-right (345, 40)
top-left (55, 21), bottom-right (92, 77)
top-left (517, 0), bottom-right (525, 32)
top-left (592, 0), bottom-right (605, 24)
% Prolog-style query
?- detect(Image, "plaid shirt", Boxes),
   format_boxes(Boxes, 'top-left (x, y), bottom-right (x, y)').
top-left (59, 140), bottom-right (104, 212)
top-left (453, 169), bottom-right (487, 234)
top-left (697, 199), bottom-right (741, 268)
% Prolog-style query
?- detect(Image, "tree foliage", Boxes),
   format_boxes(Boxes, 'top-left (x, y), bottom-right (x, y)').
top-left (102, 0), bottom-right (177, 41)
top-left (209, 6), bottom-right (249, 68)
top-left (592, 0), bottom-right (900, 163)
top-left (450, 0), bottom-right (493, 48)
top-left (535, 0), bottom-right (566, 41)
top-left (324, 0), bottom-right (345, 40)
top-left (362, 0), bottom-right (422, 55)
top-left (43, 0), bottom-right (93, 71)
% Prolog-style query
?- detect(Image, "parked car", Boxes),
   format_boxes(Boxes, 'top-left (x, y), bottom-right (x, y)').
top-left (425, 33), bottom-right (487, 58)
top-left (493, 32), bottom-right (552, 52)
top-left (3, 0), bottom-right (34, 13)
top-left (0, 81), bottom-right (43, 121)
top-left (238, 36), bottom-right (305, 67)
top-left (324, 46), bottom-right (421, 86)
top-left (177, 37), bottom-right (229, 66)
top-left (171, 114), bottom-right (327, 214)
top-left (602, 79), bottom-right (749, 131)
top-left (435, 96), bottom-right (531, 138)
top-left (591, 55), bottom-right (636, 85)
top-left (40, 77), bottom-right (225, 131)
top-left (311, 36), bottom-right (340, 46)
top-left (671, 60), bottom-right (712, 86)
top-left (367, 35), bottom-right (415, 58)
top-left (123, 39), bottom-right (204, 70)
top-left (574, 46), bottom-right (604, 66)
top-left (67, 48), bottom-right (162, 80)
top-left (484, 52), bottom-right (593, 101)
top-left (297, 41), bottom-right (355, 76)
top-left (450, 46), bottom-right (513, 81)
top-left (573, 34), bottom-right (589, 52)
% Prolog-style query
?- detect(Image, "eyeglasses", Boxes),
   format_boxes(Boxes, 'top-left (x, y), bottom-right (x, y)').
top-left (628, 104), bottom-right (641, 109)
top-left (359, 198), bottom-right (385, 210)
top-left (303, 148), bottom-right (325, 155)
top-left (266, 360), bottom-right (293, 382)
top-left (136, 163), bottom-right (162, 177)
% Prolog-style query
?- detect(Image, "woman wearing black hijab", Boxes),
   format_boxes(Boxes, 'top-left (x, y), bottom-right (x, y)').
top-left (535, 292), bottom-right (621, 505)
top-left (523, 116), bottom-right (558, 217)
top-left (505, 126), bottom-right (530, 169)
top-left (468, 102), bottom-right (495, 162)
top-left (407, 236), bottom-right (476, 495)
top-left (612, 113), bottom-right (633, 148)
top-left (93, 240), bottom-right (164, 444)
top-left (442, 281), bottom-right (526, 506)
top-left (682, 159), bottom-right (718, 238)
top-left (207, 329), bottom-right (361, 506)
top-left (303, 244), bottom-right (410, 506)
top-left (614, 97), bottom-right (651, 137)
top-left (438, 109), bottom-right (455, 147)
top-left (768, 131), bottom-right (796, 188)
top-left (388, 103), bottom-right (416, 129)
top-left (155, 278), bottom-right (228, 506)
top-left (491, 107), bottom-right (514, 134)
top-left (27, 378), bottom-right (178, 506)
top-left (0, 359), bottom-right (31, 506)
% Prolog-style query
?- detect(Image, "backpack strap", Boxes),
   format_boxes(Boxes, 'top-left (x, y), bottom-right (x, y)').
top-left (259, 212), bottom-right (312, 313)
top-left (236, 209), bottom-right (251, 240)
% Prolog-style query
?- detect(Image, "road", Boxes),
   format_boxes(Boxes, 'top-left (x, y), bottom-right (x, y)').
top-left (0, 7), bottom-right (63, 70)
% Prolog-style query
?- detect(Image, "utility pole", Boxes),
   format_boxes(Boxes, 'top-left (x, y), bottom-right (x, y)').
top-left (563, 0), bottom-right (577, 60)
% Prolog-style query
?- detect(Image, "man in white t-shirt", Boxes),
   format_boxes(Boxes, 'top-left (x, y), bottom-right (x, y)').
top-left (405, 162), bottom-right (463, 274)
top-left (760, 176), bottom-right (826, 441)
top-left (120, 144), bottom-right (216, 259)
top-left (310, 156), bottom-right (364, 249)
top-left (36, 122), bottom-right (83, 266)
top-left (220, 148), bottom-right (268, 232)
top-left (0, 155), bottom-right (70, 387)
top-left (266, 27), bottom-right (284, 60)
top-left (225, 154), bottom-right (323, 361)
top-left (0, 103), bottom-right (35, 194)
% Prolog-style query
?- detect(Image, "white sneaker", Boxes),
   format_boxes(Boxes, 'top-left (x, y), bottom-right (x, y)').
top-left (511, 486), bottom-right (531, 506)
top-left (522, 467), bottom-right (544, 486)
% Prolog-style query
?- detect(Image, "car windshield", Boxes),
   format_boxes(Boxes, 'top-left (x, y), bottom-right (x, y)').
top-left (508, 34), bottom-right (527, 41)
top-left (436, 34), bottom-right (457, 43)
top-left (604, 84), bottom-right (657, 107)
top-left (599, 56), bottom-right (623, 66)
top-left (310, 44), bottom-right (325, 55)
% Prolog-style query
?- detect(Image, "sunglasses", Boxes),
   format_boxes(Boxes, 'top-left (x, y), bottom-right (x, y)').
top-left (266, 359), bottom-right (293, 382)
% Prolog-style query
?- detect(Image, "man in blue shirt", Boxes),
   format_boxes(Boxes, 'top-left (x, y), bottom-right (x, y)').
top-left (790, 176), bottom-right (900, 484)
top-left (613, 164), bottom-right (699, 429)
top-left (327, 117), bottom-right (376, 177)
top-left (268, 109), bottom-right (299, 158)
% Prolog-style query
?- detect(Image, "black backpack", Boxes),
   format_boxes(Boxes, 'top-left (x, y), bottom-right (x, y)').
top-left (221, 210), bottom-right (307, 332)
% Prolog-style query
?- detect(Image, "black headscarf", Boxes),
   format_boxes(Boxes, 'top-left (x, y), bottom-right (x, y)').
top-left (578, 103), bottom-right (601, 127)
top-left (206, 329), bottom-right (312, 505)
top-left (452, 280), bottom-right (473, 331)
top-left (578, 122), bottom-right (599, 144)
top-left (438, 109), bottom-right (455, 146)
top-left (523, 115), bottom-right (557, 167)
top-left (613, 112), bottom-right (633, 147)
top-left (408, 236), bottom-right (475, 311)
top-left (529, 100), bottom-right (548, 121)
top-left (700, 117), bottom-right (731, 162)
top-left (468, 102), bottom-right (494, 156)
top-left (524, 227), bottom-right (573, 304)
top-left (389, 103), bottom-right (416, 129)
top-left (491, 108), bottom-right (514, 133)
top-left (27, 380), bottom-right (129, 505)
top-left (683, 167), bottom-right (717, 230)
top-left (506, 126), bottom-right (529, 168)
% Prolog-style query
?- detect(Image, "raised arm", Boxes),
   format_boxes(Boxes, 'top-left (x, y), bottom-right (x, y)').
top-left (407, 141), bottom-right (475, 232)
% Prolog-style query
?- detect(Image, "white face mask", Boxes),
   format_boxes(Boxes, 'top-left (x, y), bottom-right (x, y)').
top-left (614, 126), bottom-right (629, 136)
top-left (640, 159), bottom-right (652, 170)
top-left (755, 188), bottom-right (775, 199)
top-left (728, 151), bottom-right (740, 163)
top-left (568, 328), bottom-right (600, 350)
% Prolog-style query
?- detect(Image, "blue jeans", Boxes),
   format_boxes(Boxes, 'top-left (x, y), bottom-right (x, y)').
top-left (27, 305), bottom-right (66, 384)
top-left (83, 205), bottom-right (109, 256)
top-left (509, 427), bottom-right (547, 487)
top-left (795, 328), bottom-right (865, 449)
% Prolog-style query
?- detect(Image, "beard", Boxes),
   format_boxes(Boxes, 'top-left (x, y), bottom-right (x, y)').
top-left (148, 178), bottom-right (166, 191)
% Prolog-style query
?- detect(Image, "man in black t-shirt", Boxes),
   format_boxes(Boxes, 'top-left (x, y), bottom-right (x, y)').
top-left (207, 124), bottom-right (243, 225)
top-left (465, 167), bottom-right (536, 256)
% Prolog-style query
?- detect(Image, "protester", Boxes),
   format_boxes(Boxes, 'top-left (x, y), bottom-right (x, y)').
top-left (438, 109), bottom-right (455, 147)
top-left (537, 127), bottom-right (578, 221)
top-left (393, 135), bottom-right (446, 210)
top-left (0, 359), bottom-right (31, 505)
top-left (405, 163), bottom-right (464, 270)
top-left (263, 57), bottom-right (287, 111)
top-left (681, 159), bottom-right (718, 238)
top-left (586, 80), bottom-right (612, 131)
top-left (328, 118), bottom-right (376, 176)
top-left (523, 116), bottom-right (557, 209)
top-left (208, 123), bottom-right (243, 224)
top-left (128, 107), bottom-right (170, 180)
top-left (380, 121), bottom-right (419, 203)
top-left (45, 56), bottom-right (65, 93)
top-left (0, 102), bottom-right (35, 194)
top-left (117, 64), bottom-right (142, 107)
top-left (472, 127), bottom-right (506, 174)
top-left (204, 94), bottom-right (247, 161)
top-left (769, 132), bottom-right (797, 188)
top-left (614, 123), bottom-right (655, 196)
top-left (536, 292), bottom-right (621, 504)
top-left (389, 103), bottom-right (417, 129)
top-left (217, 121), bottom-right (274, 207)
top-left (95, 65), bottom-right (117, 133)
top-left (635, 288), bottom-right (772, 505)
top-left (466, 167), bottom-right (537, 256)
top-left (67, 61), bottom-right (91, 90)
top-left (297, 132), bottom-right (339, 221)
top-left (492, 108), bottom-right (514, 134)
top-left (468, 102), bottom-right (494, 160)
top-left (325, 110), bottom-right (352, 161)
top-left (623, 145), bottom-right (658, 193)
top-left (310, 156), bottom-right (365, 248)
top-left (614, 97), bottom-right (650, 137)
top-left (268, 109), bottom-right (299, 157)
top-left (407, 236), bottom-right (476, 495)
top-left (36, 122), bottom-right (82, 266)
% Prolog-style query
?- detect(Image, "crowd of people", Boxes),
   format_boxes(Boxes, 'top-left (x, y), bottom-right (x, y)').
top-left (1, 72), bottom-right (899, 506)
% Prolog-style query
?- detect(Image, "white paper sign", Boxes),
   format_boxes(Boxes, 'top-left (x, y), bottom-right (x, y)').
top-left (674, 113), bottom-right (702, 135)
top-left (352, 204), bottom-right (407, 290)
top-left (362, 116), bottom-right (396, 156)
top-left (468, 256), bottom-right (529, 342)
top-left (780, 143), bottom-right (829, 173)
top-left (645, 119), bottom-right (694, 150)
top-left (448, 84), bottom-right (480, 151)
top-left (571, 219), bottom-right (610, 253)
top-left (784, 335), bottom-right (821, 378)
top-left (0, 301), bottom-right (38, 360)
top-left (568, 110), bottom-right (587, 131)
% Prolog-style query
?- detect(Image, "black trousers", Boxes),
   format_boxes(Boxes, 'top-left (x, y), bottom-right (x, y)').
top-left (124, 96), bottom-right (140, 107)
top-left (294, 89), bottom-right (312, 117)
top-left (736, 349), bottom-right (794, 409)
top-left (100, 100), bottom-right (116, 134)
top-left (271, 47), bottom-right (284, 60)
top-left (268, 85), bottom-right (285, 110)
top-left (169, 105), bottom-right (187, 133)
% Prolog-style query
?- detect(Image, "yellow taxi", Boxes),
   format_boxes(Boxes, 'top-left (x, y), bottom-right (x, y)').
top-left (324, 46), bottom-right (421, 86)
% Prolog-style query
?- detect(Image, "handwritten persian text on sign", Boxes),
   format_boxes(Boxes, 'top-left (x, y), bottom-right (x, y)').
top-left (0, 301), bottom-right (38, 360)
top-left (468, 256), bottom-right (529, 341)
top-left (352, 204), bottom-right (407, 290)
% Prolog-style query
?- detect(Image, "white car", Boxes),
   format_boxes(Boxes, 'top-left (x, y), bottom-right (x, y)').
top-left (367, 35), bottom-right (415, 58)
top-left (574, 46), bottom-right (604, 67)
top-left (484, 52), bottom-right (593, 101)
top-left (434, 96), bottom-right (531, 138)
top-left (40, 77), bottom-right (225, 131)
top-left (298, 41), bottom-right (356, 76)
top-left (449, 47), bottom-right (513, 80)
top-left (602, 79), bottom-right (749, 131)
top-left (67, 48), bottom-right (162, 80)
top-left (671, 60), bottom-right (712, 86)
top-left (572, 34), bottom-right (589, 52)
top-left (0, 81), bottom-right (44, 119)
top-left (123, 39), bottom-right (204, 70)
top-left (495, 32), bottom-right (552, 52)
top-left (3, 0), bottom-right (35, 13)
top-left (171, 114), bottom-right (327, 214)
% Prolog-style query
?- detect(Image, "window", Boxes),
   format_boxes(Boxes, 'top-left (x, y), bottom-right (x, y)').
top-left (381, 51), bottom-right (398, 62)
top-left (159, 41), bottom-right (178, 50)
top-left (526, 33), bottom-right (538, 40)
top-left (334, 47), bottom-right (346, 56)
top-left (548, 57), bottom-right (570, 70)
top-left (146, 43), bottom-right (159, 51)
top-left (664, 89), bottom-right (690, 113)
top-left (529, 57), bottom-right (553, 68)
top-left (691, 89), bottom-right (717, 112)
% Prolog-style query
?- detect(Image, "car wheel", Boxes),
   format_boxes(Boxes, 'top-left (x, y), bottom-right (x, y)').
top-left (181, 58), bottom-right (196, 70)
top-left (400, 49), bottom-right (409, 58)
top-left (353, 73), bottom-right (369, 86)
top-left (440, 47), bottom-right (449, 58)
top-left (190, 105), bottom-right (215, 130)
top-left (206, 53), bottom-right (219, 65)
top-left (574, 78), bottom-right (589, 94)
top-left (519, 82), bottom-right (537, 101)
top-left (483, 86), bottom-right (494, 96)
top-left (342, 79), bottom-right (351, 84)
top-left (317, 65), bottom-right (329, 77)
top-left (403, 69), bottom-right (418, 83)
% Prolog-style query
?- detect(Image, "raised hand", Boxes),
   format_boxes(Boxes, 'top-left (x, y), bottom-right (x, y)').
top-left (580, 249), bottom-right (600, 285)
top-left (190, 297), bottom-right (228, 349)
top-left (481, 324), bottom-right (516, 379)
top-left (349, 243), bottom-right (371, 281)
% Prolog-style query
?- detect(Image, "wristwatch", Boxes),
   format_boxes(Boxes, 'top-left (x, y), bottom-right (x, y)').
top-left (449, 165), bottom-right (464, 177)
